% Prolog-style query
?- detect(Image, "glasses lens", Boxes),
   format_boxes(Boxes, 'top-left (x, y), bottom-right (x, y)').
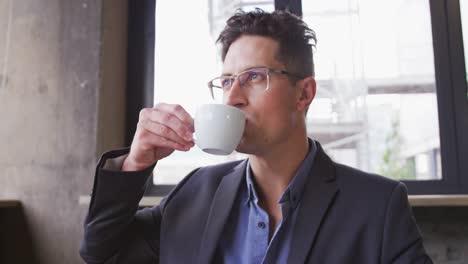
top-left (211, 77), bottom-right (232, 89)
top-left (208, 68), bottom-right (270, 100)
top-left (239, 69), bottom-right (268, 91)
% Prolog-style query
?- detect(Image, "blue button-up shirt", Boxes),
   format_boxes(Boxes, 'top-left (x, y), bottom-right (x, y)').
top-left (219, 139), bottom-right (318, 264)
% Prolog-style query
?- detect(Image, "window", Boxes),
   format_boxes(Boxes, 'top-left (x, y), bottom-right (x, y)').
top-left (147, 0), bottom-right (468, 193)
top-left (303, 0), bottom-right (440, 180)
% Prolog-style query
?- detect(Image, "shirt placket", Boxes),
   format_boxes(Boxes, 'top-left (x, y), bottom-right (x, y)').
top-left (250, 200), bottom-right (270, 264)
top-left (261, 202), bottom-right (292, 264)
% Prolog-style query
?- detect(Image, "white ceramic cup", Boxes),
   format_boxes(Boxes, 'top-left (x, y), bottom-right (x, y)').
top-left (194, 104), bottom-right (246, 155)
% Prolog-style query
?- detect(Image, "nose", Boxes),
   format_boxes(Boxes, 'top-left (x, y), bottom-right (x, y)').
top-left (224, 78), bottom-right (248, 108)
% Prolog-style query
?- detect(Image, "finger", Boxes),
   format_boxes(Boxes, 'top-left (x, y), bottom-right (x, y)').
top-left (153, 103), bottom-right (194, 131)
top-left (142, 132), bottom-right (191, 152)
top-left (136, 125), bottom-right (191, 152)
top-left (146, 111), bottom-right (194, 142)
top-left (139, 119), bottom-right (194, 147)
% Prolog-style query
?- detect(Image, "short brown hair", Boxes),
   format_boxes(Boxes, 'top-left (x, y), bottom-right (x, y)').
top-left (217, 9), bottom-right (317, 78)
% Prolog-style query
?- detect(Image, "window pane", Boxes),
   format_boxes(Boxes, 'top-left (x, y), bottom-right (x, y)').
top-left (461, 0), bottom-right (468, 97)
top-left (153, 0), bottom-right (274, 185)
top-left (303, 0), bottom-right (442, 180)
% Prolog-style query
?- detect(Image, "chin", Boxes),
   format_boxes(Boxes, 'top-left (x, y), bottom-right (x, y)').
top-left (234, 136), bottom-right (249, 152)
top-left (235, 138), bottom-right (248, 154)
top-left (235, 136), bottom-right (258, 155)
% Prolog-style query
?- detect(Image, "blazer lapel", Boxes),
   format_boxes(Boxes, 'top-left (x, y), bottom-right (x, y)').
top-left (197, 160), bottom-right (247, 264)
top-left (287, 143), bottom-right (339, 264)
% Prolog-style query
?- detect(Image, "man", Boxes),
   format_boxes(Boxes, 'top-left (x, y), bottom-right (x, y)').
top-left (80, 9), bottom-right (432, 264)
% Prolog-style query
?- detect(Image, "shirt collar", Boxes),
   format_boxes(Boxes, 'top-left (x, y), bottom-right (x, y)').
top-left (244, 138), bottom-right (318, 209)
top-left (245, 165), bottom-right (259, 205)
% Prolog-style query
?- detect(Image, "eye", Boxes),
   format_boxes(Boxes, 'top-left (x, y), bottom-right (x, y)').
top-left (247, 71), bottom-right (265, 82)
top-left (221, 78), bottom-right (232, 89)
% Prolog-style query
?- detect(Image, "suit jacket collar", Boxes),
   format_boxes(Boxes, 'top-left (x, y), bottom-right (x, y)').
top-left (287, 141), bottom-right (339, 263)
top-left (198, 142), bottom-right (339, 263)
top-left (197, 159), bottom-right (247, 264)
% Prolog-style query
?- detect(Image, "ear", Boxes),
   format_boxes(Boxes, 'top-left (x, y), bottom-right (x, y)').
top-left (296, 76), bottom-right (316, 113)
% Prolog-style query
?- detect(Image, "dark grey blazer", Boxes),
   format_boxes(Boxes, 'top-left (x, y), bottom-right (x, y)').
top-left (80, 142), bottom-right (432, 264)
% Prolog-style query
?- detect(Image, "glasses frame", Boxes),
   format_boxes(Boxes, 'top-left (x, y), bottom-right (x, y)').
top-left (207, 67), bottom-right (303, 100)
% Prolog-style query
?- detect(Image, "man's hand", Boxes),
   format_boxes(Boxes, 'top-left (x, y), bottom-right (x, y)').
top-left (122, 103), bottom-right (195, 171)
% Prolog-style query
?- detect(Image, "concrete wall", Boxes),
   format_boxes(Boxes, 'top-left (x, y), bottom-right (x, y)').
top-left (0, 0), bottom-right (127, 263)
top-left (415, 207), bottom-right (468, 264)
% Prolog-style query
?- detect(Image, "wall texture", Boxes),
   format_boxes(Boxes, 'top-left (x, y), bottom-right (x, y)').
top-left (0, 0), bottom-right (127, 263)
top-left (415, 207), bottom-right (468, 264)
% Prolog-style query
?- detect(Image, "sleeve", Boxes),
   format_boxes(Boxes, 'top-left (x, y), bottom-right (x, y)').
top-left (79, 148), bottom-right (163, 264)
top-left (380, 182), bottom-right (433, 264)
top-left (102, 153), bottom-right (128, 171)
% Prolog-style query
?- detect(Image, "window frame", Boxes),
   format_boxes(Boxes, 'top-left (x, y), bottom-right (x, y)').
top-left (127, 0), bottom-right (468, 195)
top-left (403, 0), bottom-right (463, 194)
top-left (446, 0), bottom-right (468, 194)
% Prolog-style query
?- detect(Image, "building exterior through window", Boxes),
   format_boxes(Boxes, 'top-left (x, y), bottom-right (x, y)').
top-left (154, 0), bottom-right (441, 185)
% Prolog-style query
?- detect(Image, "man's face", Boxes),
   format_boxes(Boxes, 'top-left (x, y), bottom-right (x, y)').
top-left (222, 35), bottom-right (303, 155)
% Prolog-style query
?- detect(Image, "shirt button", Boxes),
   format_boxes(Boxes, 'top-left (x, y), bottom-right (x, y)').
top-left (258, 221), bottom-right (266, 229)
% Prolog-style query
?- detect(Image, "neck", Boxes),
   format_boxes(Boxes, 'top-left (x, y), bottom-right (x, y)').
top-left (248, 129), bottom-right (309, 203)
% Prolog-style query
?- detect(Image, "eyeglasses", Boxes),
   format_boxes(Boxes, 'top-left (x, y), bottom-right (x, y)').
top-left (207, 67), bottom-right (303, 100)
